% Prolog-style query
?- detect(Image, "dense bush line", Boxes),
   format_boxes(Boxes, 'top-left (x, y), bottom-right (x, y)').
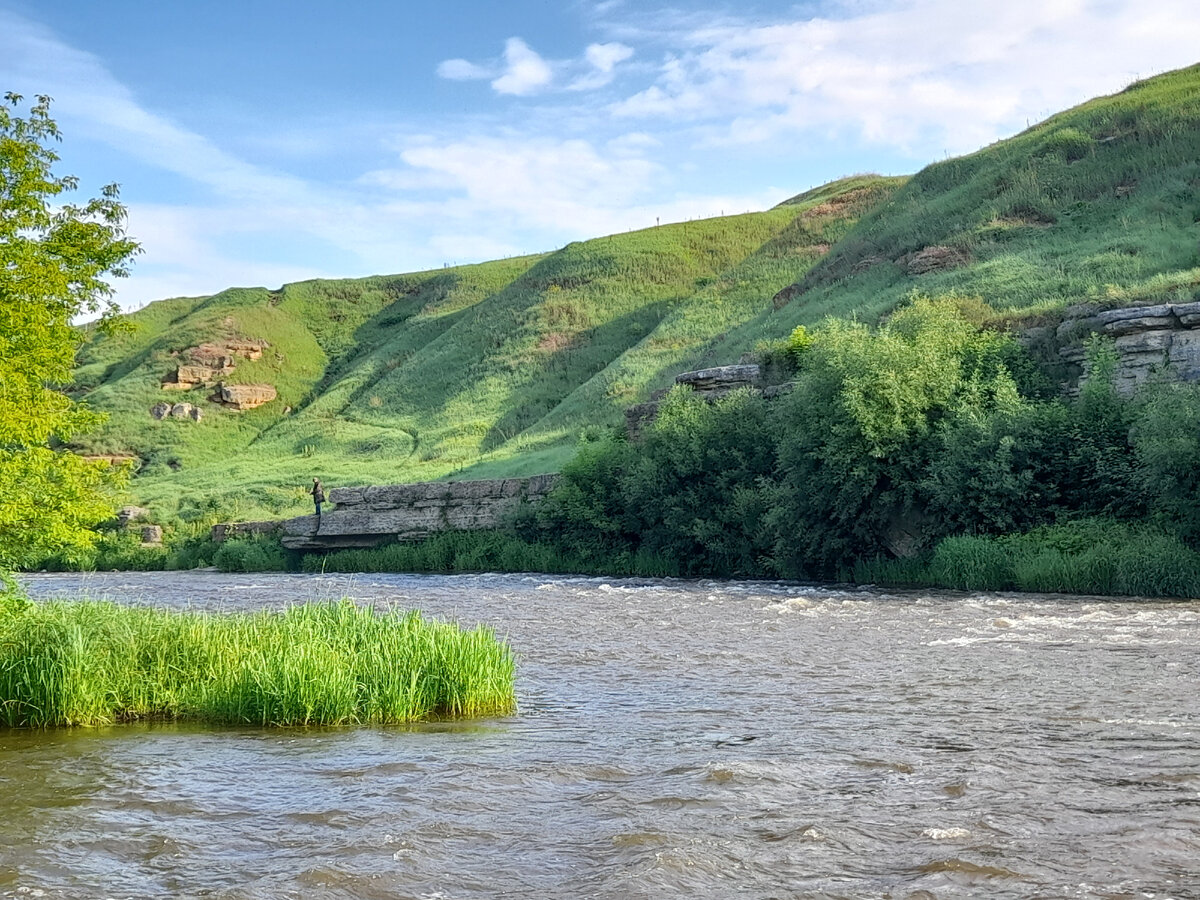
top-left (514, 296), bottom-right (1200, 596)
top-left (308, 295), bottom-right (1200, 598)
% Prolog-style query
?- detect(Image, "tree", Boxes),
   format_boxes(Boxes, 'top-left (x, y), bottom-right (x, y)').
top-left (0, 93), bottom-right (139, 568)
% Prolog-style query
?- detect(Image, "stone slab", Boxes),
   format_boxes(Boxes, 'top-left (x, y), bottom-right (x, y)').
top-left (1096, 304), bottom-right (1173, 325)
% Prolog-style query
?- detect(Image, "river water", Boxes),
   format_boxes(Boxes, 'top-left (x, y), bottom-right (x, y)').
top-left (4, 571), bottom-right (1200, 899)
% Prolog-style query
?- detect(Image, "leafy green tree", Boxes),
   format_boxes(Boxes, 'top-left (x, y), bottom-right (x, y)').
top-left (0, 93), bottom-right (138, 568)
top-left (767, 296), bottom-right (1024, 575)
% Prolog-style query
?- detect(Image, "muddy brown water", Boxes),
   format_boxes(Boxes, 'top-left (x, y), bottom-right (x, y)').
top-left (4, 571), bottom-right (1200, 899)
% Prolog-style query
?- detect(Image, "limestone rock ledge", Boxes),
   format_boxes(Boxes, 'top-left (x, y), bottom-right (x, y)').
top-left (1057, 300), bottom-right (1200, 396)
top-left (279, 474), bottom-right (558, 551)
top-left (219, 383), bottom-right (277, 410)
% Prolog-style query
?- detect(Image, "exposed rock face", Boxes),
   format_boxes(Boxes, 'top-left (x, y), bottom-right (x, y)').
top-left (903, 245), bottom-right (971, 275)
top-left (161, 339), bottom-right (269, 389)
top-left (280, 474), bottom-right (559, 551)
top-left (675, 364), bottom-right (761, 393)
top-left (219, 383), bottom-right (277, 410)
top-left (1057, 300), bottom-right (1200, 396)
top-left (222, 339), bottom-right (268, 359)
top-left (141, 525), bottom-right (164, 545)
top-left (165, 364), bottom-right (234, 389)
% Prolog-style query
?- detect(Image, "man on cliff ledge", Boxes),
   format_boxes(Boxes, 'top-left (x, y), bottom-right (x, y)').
top-left (311, 478), bottom-right (326, 523)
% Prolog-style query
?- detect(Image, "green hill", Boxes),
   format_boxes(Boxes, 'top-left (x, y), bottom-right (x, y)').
top-left (699, 63), bottom-right (1200, 364)
top-left (73, 174), bottom-right (897, 520)
top-left (73, 63), bottom-right (1200, 523)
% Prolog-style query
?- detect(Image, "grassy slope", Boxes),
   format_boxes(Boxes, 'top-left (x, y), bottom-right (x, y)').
top-left (74, 63), bottom-right (1200, 520)
top-left (75, 179), bottom-right (891, 519)
top-left (700, 64), bottom-right (1200, 365)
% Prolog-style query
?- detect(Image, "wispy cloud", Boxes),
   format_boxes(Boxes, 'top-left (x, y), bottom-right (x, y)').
top-left (570, 42), bottom-right (636, 90)
top-left (437, 58), bottom-right (491, 81)
top-left (611, 0), bottom-right (1200, 152)
top-left (436, 35), bottom-right (636, 95)
top-left (4, 1), bottom-right (1198, 313)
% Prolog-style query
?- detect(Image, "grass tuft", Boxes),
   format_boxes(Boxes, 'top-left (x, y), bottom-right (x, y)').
top-left (0, 599), bottom-right (515, 727)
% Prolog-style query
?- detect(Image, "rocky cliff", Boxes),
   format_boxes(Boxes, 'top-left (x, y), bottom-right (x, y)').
top-left (279, 474), bottom-right (558, 551)
top-left (1054, 300), bottom-right (1200, 395)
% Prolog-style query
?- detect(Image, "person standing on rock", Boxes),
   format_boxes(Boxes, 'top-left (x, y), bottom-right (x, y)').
top-left (311, 478), bottom-right (326, 520)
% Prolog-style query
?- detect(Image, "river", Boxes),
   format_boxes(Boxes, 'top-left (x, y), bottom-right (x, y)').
top-left (4, 571), bottom-right (1199, 899)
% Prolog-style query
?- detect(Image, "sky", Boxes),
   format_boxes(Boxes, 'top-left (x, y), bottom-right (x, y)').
top-left (3, 0), bottom-right (1199, 311)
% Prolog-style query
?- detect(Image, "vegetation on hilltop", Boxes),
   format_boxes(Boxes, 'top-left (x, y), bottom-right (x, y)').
top-left (316, 296), bottom-right (1200, 599)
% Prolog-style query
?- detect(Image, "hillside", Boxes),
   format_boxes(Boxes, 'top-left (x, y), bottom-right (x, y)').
top-left (72, 63), bottom-right (1200, 523)
top-left (698, 63), bottom-right (1200, 364)
top-left (73, 175), bottom-right (897, 520)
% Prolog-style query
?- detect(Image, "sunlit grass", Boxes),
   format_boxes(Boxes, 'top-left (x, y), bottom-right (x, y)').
top-left (0, 599), bottom-right (516, 727)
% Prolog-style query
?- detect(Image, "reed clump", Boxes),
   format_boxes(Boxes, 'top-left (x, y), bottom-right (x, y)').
top-left (0, 599), bottom-right (515, 728)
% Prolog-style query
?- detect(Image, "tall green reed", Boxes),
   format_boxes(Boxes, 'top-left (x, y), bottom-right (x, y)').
top-left (0, 599), bottom-right (515, 728)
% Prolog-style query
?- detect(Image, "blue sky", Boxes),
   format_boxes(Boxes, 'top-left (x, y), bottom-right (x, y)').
top-left (3, 0), bottom-right (1199, 310)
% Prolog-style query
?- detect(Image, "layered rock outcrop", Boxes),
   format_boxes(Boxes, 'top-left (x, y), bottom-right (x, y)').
top-left (1057, 300), bottom-right (1200, 395)
top-left (279, 474), bottom-right (558, 551)
top-left (219, 383), bottom-right (277, 410)
top-left (161, 339), bottom-right (268, 390)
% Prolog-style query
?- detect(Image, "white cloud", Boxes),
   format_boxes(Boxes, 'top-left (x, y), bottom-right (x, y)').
top-left (439, 37), bottom-right (635, 95)
top-left (611, 0), bottom-right (1200, 153)
top-left (437, 58), bottom-right (491, 81)
top-left (491, 38), bottom-right (554, 96)
top-left (571, 41), bottom-right (635, 89)
top-left (586, 42), bottom-right (635, 73)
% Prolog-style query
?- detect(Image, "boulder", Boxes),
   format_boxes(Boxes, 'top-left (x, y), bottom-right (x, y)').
top-left (149, 401), bottom-right (172, 420)
top-left (117, 505), bottom-right (150, 528)
top-left (141, 525), bottom-right (163, 545)
top-left (170, 402), bottom-right (197, 419)
top-left (219, 383), bottom-right (277, 410)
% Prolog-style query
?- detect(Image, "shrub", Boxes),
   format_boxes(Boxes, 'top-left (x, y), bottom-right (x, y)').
top-left (213, 536), bottom-right (288, 572)
top-left (1042, 127), bottom-right (1094, 162)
